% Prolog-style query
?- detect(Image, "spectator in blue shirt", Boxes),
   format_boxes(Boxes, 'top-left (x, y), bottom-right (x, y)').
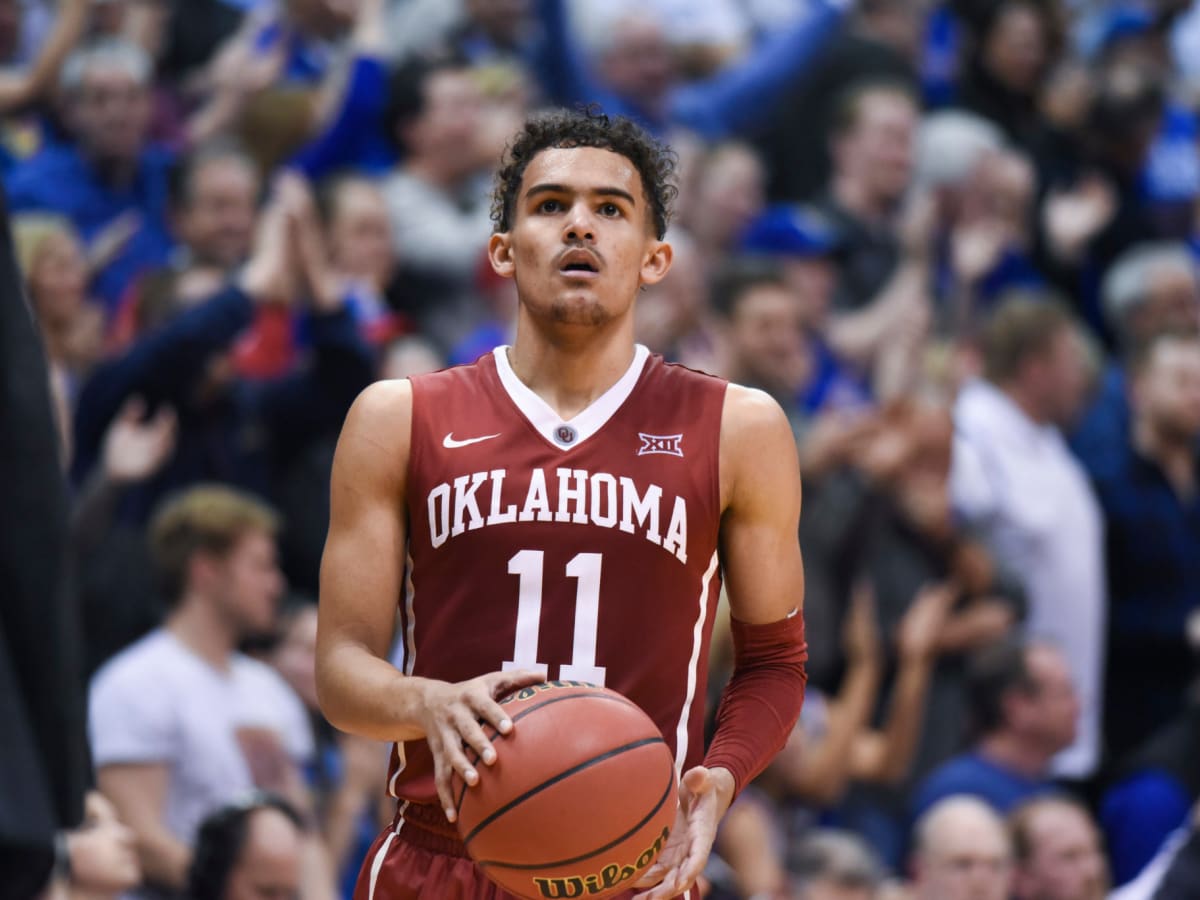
top-left (5, 38), bottom-right (175, 312)
top-left (1072, 242), bottom-right (1200, 480)
top-left (1101, 686), bottom-right (1200, 887)
top-left (1093, 331), bottom-right (1200, 761)
top-left (911, 638), bottom-right (1078, 821)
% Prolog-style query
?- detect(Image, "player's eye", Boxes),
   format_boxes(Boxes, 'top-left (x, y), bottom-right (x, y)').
top-left (538, 199), bottom-right (563, 213)
top-left (599, 203), bottom-right (621, 217)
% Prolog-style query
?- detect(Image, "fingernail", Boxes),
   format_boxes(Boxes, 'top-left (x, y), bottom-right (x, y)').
top-left (498, 719), bottom-right (512, 733)
top-left (483, 748), bottom-right (496, 764)
top-left (465, 768), bottom-right (478, 783)
top-left (445, 808), bottom-right (456, 822)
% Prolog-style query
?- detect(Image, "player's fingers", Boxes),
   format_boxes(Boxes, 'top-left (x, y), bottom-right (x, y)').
top-left (471, 694), bottom-right (515, 738)
top-left (431, 729), bottom-right (476, 822)
top-left (488, 668), bottom-right (546, 697)
top-left (454, 707), bottom-right (498, 766)
top-left (439, 722), bottom-right (480, 789)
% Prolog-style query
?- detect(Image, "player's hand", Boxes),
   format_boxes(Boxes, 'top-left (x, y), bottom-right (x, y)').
top-left (419, 669), bottom-right (547, 822)
top-left (633, 766), bottom-right (735, 899)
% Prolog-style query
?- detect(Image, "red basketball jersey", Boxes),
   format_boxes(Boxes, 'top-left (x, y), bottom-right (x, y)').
top-left (386, 345), bottom-right (728, 804)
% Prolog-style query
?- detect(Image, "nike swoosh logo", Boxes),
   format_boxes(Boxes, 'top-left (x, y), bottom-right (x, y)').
top-left (443, 432), bottom-right (501, 449)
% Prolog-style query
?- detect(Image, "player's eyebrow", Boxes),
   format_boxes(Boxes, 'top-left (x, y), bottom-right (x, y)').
top-left (524, 184), bottom-right (638, 206)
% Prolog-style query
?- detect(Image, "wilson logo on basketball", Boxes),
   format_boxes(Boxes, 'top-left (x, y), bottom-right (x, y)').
top-left (531, 826), bottom-right (671, 898)
top-left (637, 433), bottom-right (683, 457)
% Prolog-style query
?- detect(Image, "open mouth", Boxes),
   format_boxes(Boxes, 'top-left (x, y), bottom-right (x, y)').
top-left (561, 261), bottom-right (598, 273)
top-left (559, 250), bottom-right (600, 277)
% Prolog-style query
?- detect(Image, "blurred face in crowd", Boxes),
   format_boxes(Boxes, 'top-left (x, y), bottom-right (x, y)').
top-left (1129, 263), bottom-right (1200, 345)
top-left (1013, 802), bottom-right (1109, 900)
top-left (70, 61), bottom-right (151, 165)
top-left (381, 336), bottom-right (445, 381)
top-left (202, 529), bottom-right (285, 638)
top-left (784, 256), bottom-right (836, 330)
top-left (28, 229), bottom-right (88, 329)
top-left (466, 0), bottom-right (530, 45)
top-left (271, 606), bottom-right (319, 712)
top-left (688, 144), bottom-right (765, 253)
top-left (962, 150), bottom-right (1036, 245)
top-left (327, 179), bottom-right (396, 291)
top-left (1025, 325), bottom-right (1090, 428)
top-left (224, 807), bottom-right (302, 900)
top-left (914, 802), bottom-right (1013, 900)
top-left (177, 155), bottom-right (260, 269)
top-left (1008, 644), bottom-right (1079, 756)
top-left (285, 0), bottom-right (356, 38)
top-left (600, 15), bottom-right (674, 108)
top-left (489, 146), bottom-right (672, 331)
top-left (982, 2), bottom-right (1049, 96)
top-left (834, 89), bottom-right (917, 210)
top-left (802, 878), bottom-right (875, 900)
top-left (406, 69), bottom-right (486, 177)
top-left (0, 0), bottom-right (21, 64)
top-left (1133, 337), bottom-right (1200, 445)
top-left (727, 282), bottom-right (811, 398)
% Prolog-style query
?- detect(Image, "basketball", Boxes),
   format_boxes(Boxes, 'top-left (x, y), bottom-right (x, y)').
top-left (452, 680), bottom-right (679, 900)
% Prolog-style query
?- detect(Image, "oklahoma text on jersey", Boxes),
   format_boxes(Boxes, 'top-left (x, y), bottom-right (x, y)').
top-left (425, 467), bottom-right (689, 564)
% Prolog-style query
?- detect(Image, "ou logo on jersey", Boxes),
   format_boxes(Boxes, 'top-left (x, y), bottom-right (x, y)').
top-left (637, 433), bottom-right (683, 457)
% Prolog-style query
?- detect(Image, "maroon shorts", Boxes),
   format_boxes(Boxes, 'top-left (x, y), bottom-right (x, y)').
top-left (353, 802), bottom-right (696, 900)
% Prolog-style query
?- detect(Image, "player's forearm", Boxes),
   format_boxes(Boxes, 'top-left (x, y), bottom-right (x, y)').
top-left (316, 640), bottom-right (435, 742)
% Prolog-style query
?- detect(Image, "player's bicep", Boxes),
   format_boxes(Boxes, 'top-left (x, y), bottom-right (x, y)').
top-left (318, 380), bottom-right (412, 662)
top-left (719, 386), bottom-right (804, 625)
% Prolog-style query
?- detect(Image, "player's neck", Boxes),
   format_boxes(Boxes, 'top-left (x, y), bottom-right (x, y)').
top-left (507, 321), bottom-right (638, 421)
top-left (166, 597), bottom-right (238, 671)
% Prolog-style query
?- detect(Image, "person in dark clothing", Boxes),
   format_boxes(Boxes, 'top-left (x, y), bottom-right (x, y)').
top-left (952, 0), bottom-right (1059, 152)
top-left (70, 172), bottom-right (376, 527)
top-left (1092, 332), bottom-right (1200, 763)
top-left (757, 0), bottom-right (925, 204)
top-left (0, 179), bottom-right (139, 895)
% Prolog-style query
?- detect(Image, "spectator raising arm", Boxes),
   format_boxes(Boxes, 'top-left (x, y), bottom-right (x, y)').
top-left (0, 0), bottom-right (90, 112)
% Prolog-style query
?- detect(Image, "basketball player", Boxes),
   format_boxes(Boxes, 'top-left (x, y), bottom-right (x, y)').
top-left (316, 110), bottom-right (808, 899)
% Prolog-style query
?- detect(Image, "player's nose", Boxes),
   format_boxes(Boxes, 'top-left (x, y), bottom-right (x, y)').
top-left (562, 203), bottom-right (596, 243)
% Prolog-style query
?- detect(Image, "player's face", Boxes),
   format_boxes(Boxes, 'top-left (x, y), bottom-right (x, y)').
top-left (489, 146), bottom-right (672, 330)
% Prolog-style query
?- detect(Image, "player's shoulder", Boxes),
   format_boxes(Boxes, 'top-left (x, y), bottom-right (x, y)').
top-left (647, 353), bottom-right (728, 391)
top-left (721, 383), bottom-right (793, 440)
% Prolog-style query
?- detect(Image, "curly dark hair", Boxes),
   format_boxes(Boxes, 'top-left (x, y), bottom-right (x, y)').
top-left (491, 108), bottom-right (678, 239)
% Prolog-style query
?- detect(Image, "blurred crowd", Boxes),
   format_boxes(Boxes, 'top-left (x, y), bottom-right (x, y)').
top-left (5, 0), bottom-right (1200, 897)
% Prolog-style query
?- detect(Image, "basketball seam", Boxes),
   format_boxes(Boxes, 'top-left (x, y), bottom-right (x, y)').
top-left (460, 736), bottom-right (666, 848)
top-left (453, 691), bottom-right (644, 814)
top-left (474, 760), bottom-right (676, 871)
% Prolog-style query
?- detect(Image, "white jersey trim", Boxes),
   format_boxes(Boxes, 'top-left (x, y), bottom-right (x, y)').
top-left (674, 550), bottom-right (720, 776)
top-left (388, 551), bottom-right (418, 799)
top-left (492, 344), bottom-right (650, 451)
top-left (367, 829), bottom-right (398, 900)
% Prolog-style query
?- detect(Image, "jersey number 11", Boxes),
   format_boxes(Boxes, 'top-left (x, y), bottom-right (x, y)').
top-left (501, 550), bottom-right (607, 686)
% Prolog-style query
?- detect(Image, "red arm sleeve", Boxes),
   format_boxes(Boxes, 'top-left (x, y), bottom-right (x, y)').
top-left (702, 611), bottom-right (807, 796)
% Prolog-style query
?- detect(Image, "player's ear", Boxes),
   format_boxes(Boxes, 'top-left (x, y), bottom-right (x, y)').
top-left (638, 239), bottom-right (673, 288)
top-left (488, 232), bottom-right (516, 280)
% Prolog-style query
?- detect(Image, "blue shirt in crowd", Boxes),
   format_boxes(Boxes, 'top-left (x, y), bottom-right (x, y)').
top-left (1092, 445), bottom-right (1200, 645)
top-left (1102, 770), bottom-right (1193, 887)
top-left (5, 141), bottom-right (175, 311)
top-left (910, 751), bottom-right (1054, 821)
